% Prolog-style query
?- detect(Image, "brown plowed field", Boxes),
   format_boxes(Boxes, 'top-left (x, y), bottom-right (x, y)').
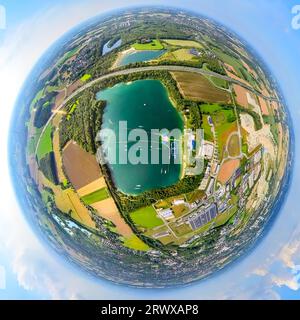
top-left (92, 199), bottom-right (133, 238)
top-left (171, 71), bottom-right (231, 104)
top-left (218, 159), bottom-right (240, 184)
top-left (258, 96), bottom-right (269, 115)
top-left (233, 84), bottom-right (249, 108)
top-left (227, 133), bottom-right (241, 157)
top-left (62, 141), bottom-right (102, 190)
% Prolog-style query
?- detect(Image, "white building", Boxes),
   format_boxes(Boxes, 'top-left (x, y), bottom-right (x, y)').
top-left (173, 199), bottom-right (185, 206)
top-left (202, 142), bottom-right (214, 159)
top-left (159, 209), bottom-right (175, 220)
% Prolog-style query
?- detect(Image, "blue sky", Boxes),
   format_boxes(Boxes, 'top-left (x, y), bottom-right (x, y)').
top-left (0, 0), bottom-right (300, 299)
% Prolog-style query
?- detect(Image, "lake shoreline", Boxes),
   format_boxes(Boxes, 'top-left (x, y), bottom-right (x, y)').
top-left (97, 79), bottom-right (184, 195)
top-left (111, 47), bottom-right (136, 69)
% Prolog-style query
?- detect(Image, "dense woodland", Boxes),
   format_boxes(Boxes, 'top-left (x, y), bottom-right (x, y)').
top-left (59, 90), bottom-right (106, 154)
top-left (33, 91), bottom-right (57, 128)
top-left (39, 152), bottom-right (59, 185)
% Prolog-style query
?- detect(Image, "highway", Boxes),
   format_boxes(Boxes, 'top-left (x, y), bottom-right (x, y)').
top-left (35, 64), bottom-right (279, 154)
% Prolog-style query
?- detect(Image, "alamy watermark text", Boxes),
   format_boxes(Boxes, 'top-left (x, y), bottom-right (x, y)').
top-left (292, 5), bottom-right (300, 30)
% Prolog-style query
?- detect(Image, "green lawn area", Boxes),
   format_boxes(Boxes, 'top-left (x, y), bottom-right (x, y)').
top-left (130, 205), bottom-right (164, 228)
top-left (80, 74), bottom-right (92, 82)
top-left (214, 205), bottom-right (238, 227)
top-left (81, 187), bottom-right (110, 205)
top-left (200, 104), bottom-right (238, 158)
top-left (160, 48), bottom-right (199, 62)
top-left (200, 104), bottom-right (236, 126)
top-left (203, 64), bottom-right (229, 89)
top-left (209, 76), bottom-right (229, 89)
top-left (200, 103), bottom-right (223, 114)
top-left (172, 48), bottom-right (197, 61)
top-left (171, 222), bottom-right (192, 236)
top-left (215, 121), bottom-right (237, 156)
top-left (36, 123), bottom-right (53, 161)
top-left (202, 115), bottom-right (214, 142)
top-left (122, 234), bottom-right (150, 251)
top-left (132, 39), bottom-right (164, 50)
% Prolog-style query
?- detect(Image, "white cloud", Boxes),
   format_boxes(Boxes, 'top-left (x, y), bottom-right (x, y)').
top-left (246, 232), bottom-right (300, 296)
top-left (279, 240), bottom-right (300, 269)
top-left (253, 268), bottom-right (268, 277)
top-left (0, 265), bottom-right (5, 290)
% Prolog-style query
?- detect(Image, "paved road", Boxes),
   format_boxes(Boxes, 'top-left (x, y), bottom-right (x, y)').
top-left (65, 65), bottom-right (279, 103)
top-left (35, 65), bottom-right (279, 154)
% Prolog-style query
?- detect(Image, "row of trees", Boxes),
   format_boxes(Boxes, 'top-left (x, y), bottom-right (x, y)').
top-left (117, 175), bottom-right (203, 213)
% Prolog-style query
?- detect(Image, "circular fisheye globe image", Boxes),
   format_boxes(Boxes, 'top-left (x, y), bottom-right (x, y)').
top-left (9, 7), bottom-right (291, 287)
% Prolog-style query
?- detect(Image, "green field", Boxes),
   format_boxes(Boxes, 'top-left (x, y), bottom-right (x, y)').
top-left (130, 205), bottom-right (164, 228)
top-left (209, 76), bottom-right (229, 89)
top-left (160, 48), bottom-right (198, 62)
top-left (171, 222), bottom-right (192, 236)
top-left (36, 123), bottom-right (53, 161)
top-left (80, 74), bottom-right (92, 82)
top-left (172, 49), bottom-right (196, 61)
top-left (163, 39), bottom-right (203, 48)
top-left (202, 115), bottom-right (214, 142)
top-left (122, 235), bottom-right (150, 251)
top-left (203, 64), bottom-right (229, 89)
top-left (132, 39), bottom-right (164, 50)
top-left (200, 103), bottom-right (223, 114)
top-left (200, 104), bottom-right (238, 158)
top-left (215, 121), bottom-right (237, 156)
top-left (201, 104), bottom-right (236, 125)
top-left (214, 205), bottom-right (238, 227)
top-left (81, 187), bottom-right (110, 205)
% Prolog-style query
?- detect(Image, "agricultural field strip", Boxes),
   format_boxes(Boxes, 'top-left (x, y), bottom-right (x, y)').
top-left (35, 65), bottom-right (280, 155)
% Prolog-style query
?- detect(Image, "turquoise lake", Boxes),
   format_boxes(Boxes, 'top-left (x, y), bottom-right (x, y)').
top-left (97, 79), bottom-right (183, 195)
top-left (118, 50), bottom-right (165, 67)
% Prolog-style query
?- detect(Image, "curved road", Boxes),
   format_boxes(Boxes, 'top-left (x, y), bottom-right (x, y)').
top-left (35, 65), bottom-right (279, 154)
